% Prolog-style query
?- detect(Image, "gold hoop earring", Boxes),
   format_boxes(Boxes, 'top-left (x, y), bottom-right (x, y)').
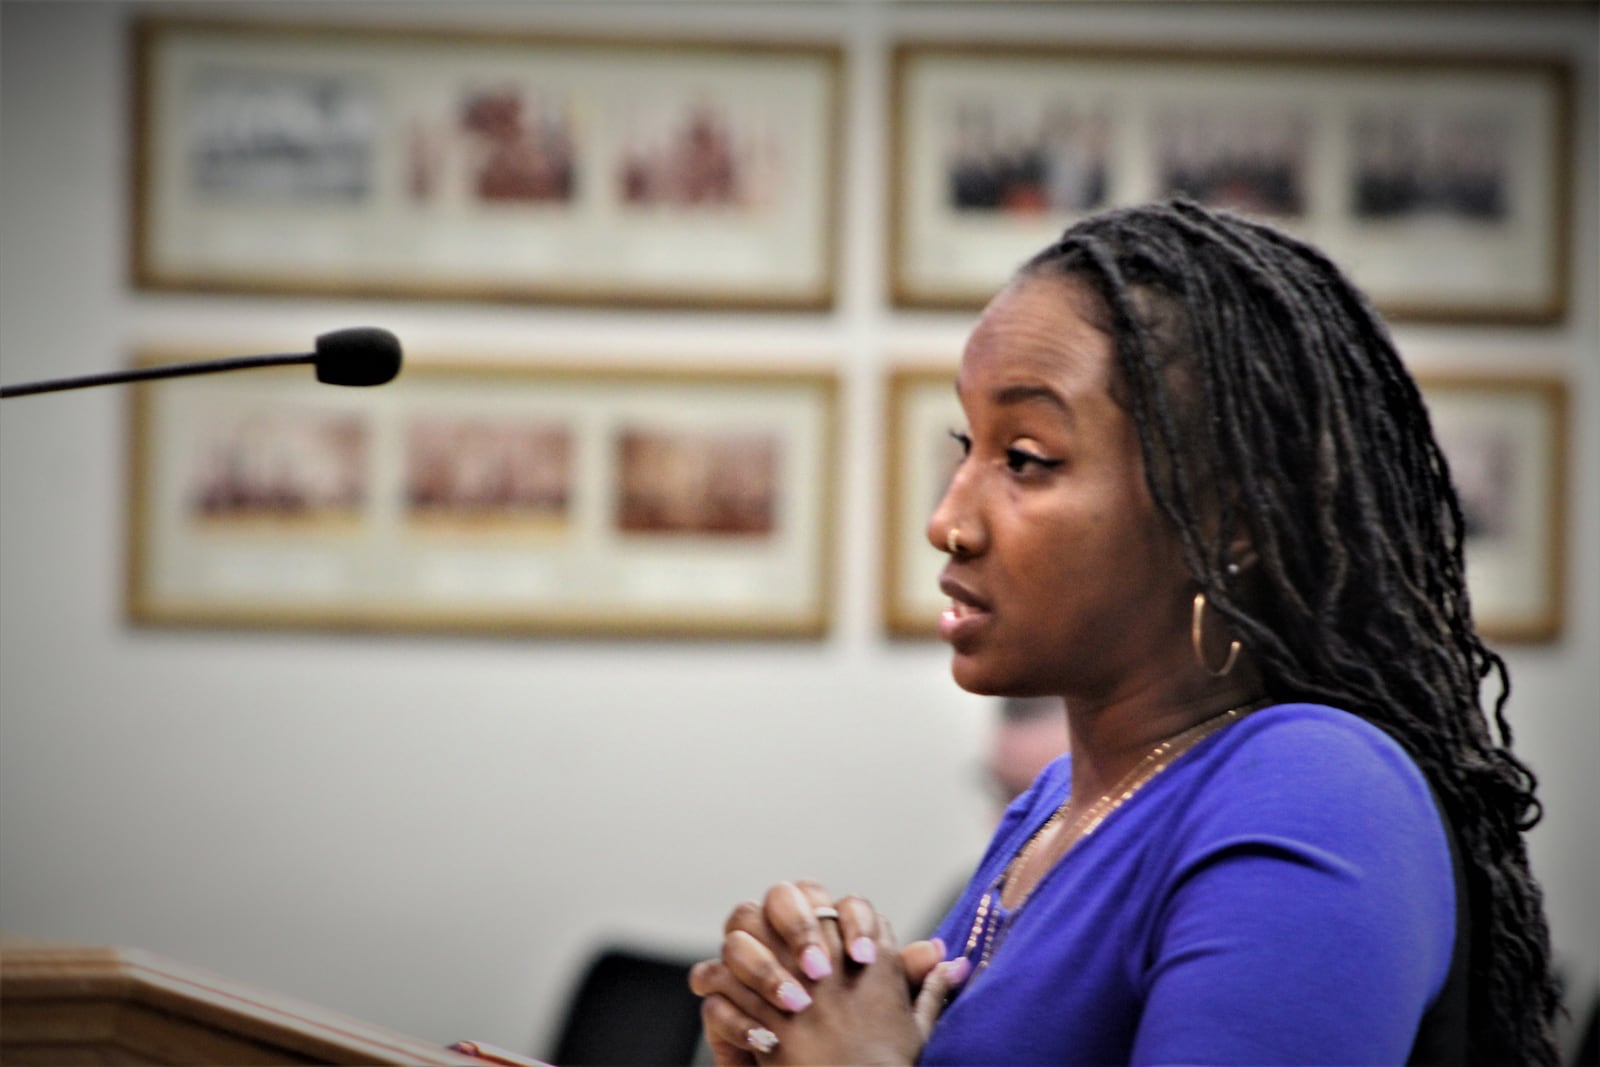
top-left (1191, 592), bottom-right (1241, 678)
top-left (947, 527), bottom-right (964, 555)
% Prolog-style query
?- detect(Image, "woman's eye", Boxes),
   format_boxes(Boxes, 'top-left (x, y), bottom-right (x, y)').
top-left (949, 430), bottom-right (973, 457)
top-left (1005, 447), bottom-right (1062, 473)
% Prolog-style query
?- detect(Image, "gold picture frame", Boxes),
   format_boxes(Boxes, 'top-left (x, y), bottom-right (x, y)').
top-left (128, 357), bottom-right (838, 637)
top-left (882, 365), bottom-right (962, 637)
top-left (132, 17), bottom-right (842, 309)
top-left (890, 43), bottom-right (1572, 324)
top-left (1418, 372), bottom-right (1569, 643)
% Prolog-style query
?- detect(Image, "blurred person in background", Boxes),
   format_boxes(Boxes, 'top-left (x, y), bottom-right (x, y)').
top-left (981, 695), bottom-right (1070, 818)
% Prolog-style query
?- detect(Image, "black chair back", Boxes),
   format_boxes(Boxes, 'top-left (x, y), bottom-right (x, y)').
top-left (548, 947), bottom-right (704, 1066)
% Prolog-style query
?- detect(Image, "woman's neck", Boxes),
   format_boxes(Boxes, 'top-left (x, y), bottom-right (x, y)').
top-left (996, 680), bottom-right (1266, 911)
top-left (1062, 673), bottom-right (1264, 803)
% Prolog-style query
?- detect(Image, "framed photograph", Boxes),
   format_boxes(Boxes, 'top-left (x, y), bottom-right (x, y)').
top-left (1419, 373), bottom-right (1568, 643)
top-left (132, 18), bottom-right (841, 309)
top-left (882, 365), bottom-right (963, 636)
top-left (128, 359), bottom-right (838, 637)
top-left (881, 366), bottom-right (1569, 644)
top-left (890, 44), bottom-right (1571, 323)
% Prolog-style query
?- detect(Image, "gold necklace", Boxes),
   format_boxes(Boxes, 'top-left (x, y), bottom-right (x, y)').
top-left (960, 701), bottom-right (1262, 975)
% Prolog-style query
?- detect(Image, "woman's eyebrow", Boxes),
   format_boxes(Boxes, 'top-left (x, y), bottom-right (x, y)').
top-left (993, 383), bottom-right (1074, 425)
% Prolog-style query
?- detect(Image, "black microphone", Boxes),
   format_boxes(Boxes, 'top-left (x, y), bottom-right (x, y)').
top-left (0, 327), bottom-right (403, 398)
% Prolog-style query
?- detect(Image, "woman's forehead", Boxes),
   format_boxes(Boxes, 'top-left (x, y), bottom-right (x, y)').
top-left (959, 277), bottom-right (1117, 397)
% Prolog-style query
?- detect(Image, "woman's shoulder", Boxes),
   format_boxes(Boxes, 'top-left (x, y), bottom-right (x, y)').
top-left (1220, 701), bottom-right (1428, 784)
top-left (1176, 700), bottom-right (1445, 851)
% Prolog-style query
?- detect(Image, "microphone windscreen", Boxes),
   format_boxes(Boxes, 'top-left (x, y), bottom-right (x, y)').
top-left (314, 327), bottom-right (403, 387)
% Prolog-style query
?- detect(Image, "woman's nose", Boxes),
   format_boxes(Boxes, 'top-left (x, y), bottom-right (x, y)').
top-left (927, 466), bottom-right (978, 557)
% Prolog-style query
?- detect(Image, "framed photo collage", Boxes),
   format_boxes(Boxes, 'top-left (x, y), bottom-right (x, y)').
top-left (127, 18), bottom-right (1574, 641)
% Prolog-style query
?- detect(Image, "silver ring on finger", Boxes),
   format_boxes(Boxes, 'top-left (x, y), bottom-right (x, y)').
top-left (813, 906), bottom-right (840, 921)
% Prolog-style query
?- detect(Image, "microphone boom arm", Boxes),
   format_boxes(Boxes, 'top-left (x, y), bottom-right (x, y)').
top-left (0, 352), bottom-right (315, 398)
top-left (0, 328), bottom-right (401, 398)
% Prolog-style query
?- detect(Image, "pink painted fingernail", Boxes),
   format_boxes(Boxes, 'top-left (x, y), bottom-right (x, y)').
top-left (800, 944), bottom-right (832, 980)
top-left (943, 956), bottom-right (972, 987)
top-left (931, 937), bottom-right (947, 958)
top-left (849, 936), bottom-right (877, 965)
top-left (747, 1027), bottom-right (779, 1054)
top-left (777, 980), bottom-right (812, 1012)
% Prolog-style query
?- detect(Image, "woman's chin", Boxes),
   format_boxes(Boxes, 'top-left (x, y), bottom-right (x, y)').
top-left (950, 657), bottom-right (1011, 697)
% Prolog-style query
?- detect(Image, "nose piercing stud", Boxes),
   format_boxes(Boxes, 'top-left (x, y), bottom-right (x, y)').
top-left (948, 527), bottom-right (963, 554)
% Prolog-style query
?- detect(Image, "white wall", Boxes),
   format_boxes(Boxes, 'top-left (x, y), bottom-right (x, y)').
top-left (2, 1), bottom-right (1595, 1059)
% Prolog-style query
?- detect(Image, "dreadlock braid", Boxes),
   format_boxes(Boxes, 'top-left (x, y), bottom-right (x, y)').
top-left (1023, 198), bottom-right (1560, 1065)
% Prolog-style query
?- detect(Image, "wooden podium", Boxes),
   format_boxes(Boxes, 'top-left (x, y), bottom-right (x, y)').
top-left (0, 936), bottom-right (490, 1065)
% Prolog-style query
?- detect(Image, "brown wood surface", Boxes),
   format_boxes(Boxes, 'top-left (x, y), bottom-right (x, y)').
top-left (0, 935), bottom-right (492, 1066)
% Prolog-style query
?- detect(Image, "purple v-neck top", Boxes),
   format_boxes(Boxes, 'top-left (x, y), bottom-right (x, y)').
top-left (924, 703), bottom-right (1454, 1065)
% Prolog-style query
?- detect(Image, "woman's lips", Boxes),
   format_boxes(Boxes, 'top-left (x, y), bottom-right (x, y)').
top-left (937, 573), bottom-right (991, 644)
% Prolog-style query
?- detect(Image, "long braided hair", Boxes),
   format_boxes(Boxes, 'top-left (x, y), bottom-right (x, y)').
top-left (1022, 198), bottom-right (1559, 1065)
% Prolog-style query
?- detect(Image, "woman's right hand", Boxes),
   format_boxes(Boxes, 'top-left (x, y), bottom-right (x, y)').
top-left (688, 881), bottom-right (968, 1064)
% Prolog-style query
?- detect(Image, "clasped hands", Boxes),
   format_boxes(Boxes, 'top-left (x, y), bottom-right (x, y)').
top-left (688, 880), bottom-right (971, 1065)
